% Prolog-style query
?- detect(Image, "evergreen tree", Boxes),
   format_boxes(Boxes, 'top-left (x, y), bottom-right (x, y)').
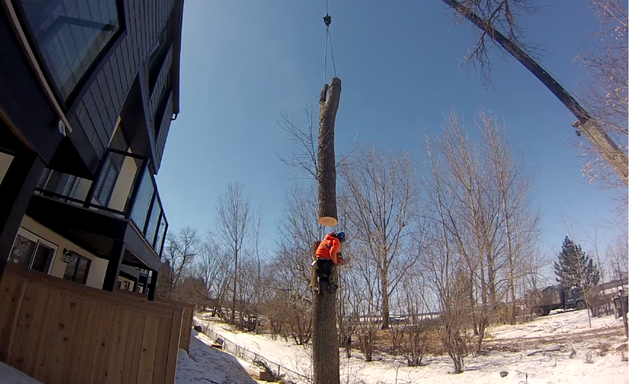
top-left (554, 236), bottom-right (601, 291)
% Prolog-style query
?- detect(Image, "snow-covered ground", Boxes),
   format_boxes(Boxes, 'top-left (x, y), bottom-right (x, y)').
top-left (176, 330), bottom-right (261, 384)
top-left (0, 362), bottom-right (42, 384)
top-left (188, 310), bottom-right (629, 384)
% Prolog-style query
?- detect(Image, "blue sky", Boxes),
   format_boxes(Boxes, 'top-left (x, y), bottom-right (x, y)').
top-left (156, 1), bottom-right (627, 270)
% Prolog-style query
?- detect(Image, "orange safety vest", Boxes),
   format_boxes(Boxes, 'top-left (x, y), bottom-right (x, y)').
top-left (316, 232), bottom-right (341, 265)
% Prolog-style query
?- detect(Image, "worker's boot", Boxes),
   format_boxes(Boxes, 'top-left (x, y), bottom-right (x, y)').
top-left (327, 281), bottom-right (338, 294)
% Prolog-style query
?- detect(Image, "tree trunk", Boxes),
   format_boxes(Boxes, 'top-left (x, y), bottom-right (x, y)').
top-left (232, 249), bottom-right (237, 325)
top-left (441, 0), bottom-right (628, 184)
top-left (313, 78), bottom-right (342, 384)
top-left (381, 266), bottom-right (390, 330)
top-left (486, 251), bottom-right (496, 307)
top-left (317, 78), bottom-right (342, 227)
top-left (312, 242), bottom-right (340, 384)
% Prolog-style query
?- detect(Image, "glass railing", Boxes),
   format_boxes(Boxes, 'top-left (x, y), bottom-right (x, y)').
top-left (36, 148), bottom-right (168, 258)
top-left (129, 166), bottom-right (168, 256)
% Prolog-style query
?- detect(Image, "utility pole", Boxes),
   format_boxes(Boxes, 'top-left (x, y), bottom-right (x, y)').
top-left (312, 77), bottom-right (342, 384)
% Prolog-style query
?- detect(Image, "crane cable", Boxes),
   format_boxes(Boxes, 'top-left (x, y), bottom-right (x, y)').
top-left (323, 0), bottom-right (338, 84)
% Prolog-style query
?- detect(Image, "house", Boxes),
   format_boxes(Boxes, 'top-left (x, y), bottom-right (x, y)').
top-left (0, 0), bottom-right (184, 299)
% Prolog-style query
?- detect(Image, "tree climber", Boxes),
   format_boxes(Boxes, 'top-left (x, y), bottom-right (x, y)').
top-left (313, 231), bottom-right (345, 293)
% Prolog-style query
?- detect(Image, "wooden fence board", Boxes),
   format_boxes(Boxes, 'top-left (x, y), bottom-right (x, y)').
top-left (49, 291), bottom-right (82, 384)
top-left (122, 311), bottom-right (145, 383)
top-left (92, 303), bottom-right (115, 383)
top-left (7, 268), bottom-right (173, 316)
top-left (66, 296), bottom-right (89, 384)
top-left (14, 285), bottom-right (50, 375)
top-left (165, 307), bottom-right (183, 382)
top-left (152, 316), bottom-right (172, 384)
top-left (106, 308), bottom-right (132, 384)
top-left (32, 289), bottom-right (64, 384)
top-left (137, 315), bottom-right (160, 383)
top-left (5, 281), bottom-right (40, 374)
top-left (0, 275), bottom-right (25, 361)
top-left (0, 266), bottom-right (190, 384)
top-left (75, 300), bottom-right (105, 384)
top-left (179, 305), bottom-right (193, 352)
top-left (155, 296), bottom-right (194, 352)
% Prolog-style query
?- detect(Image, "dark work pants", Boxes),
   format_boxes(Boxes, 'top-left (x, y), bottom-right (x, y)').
top-left (315, 258), bottom-right (334, 282)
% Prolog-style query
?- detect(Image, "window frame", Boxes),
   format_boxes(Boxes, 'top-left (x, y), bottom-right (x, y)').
top-left (146, 26), bottom-right (170, 96)
top-left (63, 252), bottom-right (91, 285)
top-left (9, 228), bottom-right (58, 274)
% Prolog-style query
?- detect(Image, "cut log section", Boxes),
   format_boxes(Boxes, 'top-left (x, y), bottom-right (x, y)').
top-left (317, 77), bottom-right (342, 227)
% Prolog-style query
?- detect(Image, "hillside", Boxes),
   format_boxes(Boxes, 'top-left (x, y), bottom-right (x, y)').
top-left (182, 309), bottom-right (628, 384)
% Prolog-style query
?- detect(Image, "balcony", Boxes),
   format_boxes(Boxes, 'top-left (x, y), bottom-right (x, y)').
top-left (29, 149), bottom-right (168, 271)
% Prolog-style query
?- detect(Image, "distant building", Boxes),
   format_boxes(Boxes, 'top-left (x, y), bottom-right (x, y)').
top-left (0, 0), bottom-right (184, 299)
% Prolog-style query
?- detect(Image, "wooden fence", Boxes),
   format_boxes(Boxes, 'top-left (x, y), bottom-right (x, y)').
top-left (117, 289), bottom-right (195, 353)
top-left (0, 265), bottom-right (188, 384)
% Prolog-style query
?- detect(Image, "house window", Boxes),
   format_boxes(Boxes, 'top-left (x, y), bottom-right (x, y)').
top-left (63, 253), bottom-right (91, 284)
top-left (130, 167), bottom-right (155, 233)
top-left (38, 168), bottom-right (81, 198)
top-left (118, 278), bottom-right (134, 292)
top-left (153, 86), bottom-right (172, 138)
top-left (154, 214), bottom-right (167, 254)
top-left (146, 28), bottom-right (169, 95)
top-left (15, 0), bottom-right (123, 101)
top-left (8, 230), bottom-right (56, 273)
top-left (145, 201), bottom-right (161, 247)
top-left (93, 155), bottom-right (119, 206)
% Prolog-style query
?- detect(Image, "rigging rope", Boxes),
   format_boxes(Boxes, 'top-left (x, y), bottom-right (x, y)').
top-left (322, 0), bottom-right (337, 84)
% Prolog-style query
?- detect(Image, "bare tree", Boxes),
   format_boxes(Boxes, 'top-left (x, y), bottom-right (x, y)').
top-left (278, 107), bottom-right (356, 181)
top-left (421, 111), bottom-right (539, 365)
top-left (479, 111), bottom-right (540, 324)
top-left (196, 238), bottom-right (232, 320)
top-left (336, 267), bottom-right (359, 358)
top-left (444, 0), bottom-right (628, 185)
top-left (397, 272), bottom-right (430, 366)
top-left (265, 184), bottom-right (322, 344)
top-left (421, 135), bottom-right (470, 373)
top-left (158, 227), bottom-right (201, 299)
top-left (347, 252), bottom-right (381, 362)
top-left (339, 145), bottom-right (420, 330)
top-left (278, 109), bottom-right (319, 180)
top-left (578, 0), bottom-right (628, 196)
top-left (437, 114), bottom-right (498, 343)
top-left (251, 210), bottom-right (265, 333)
top-left (608, 230), bottom-right (629, 281)
top-left (443, 0), bottom-right (541, 87)
top-left (214, 183), bottom-right (252, 325)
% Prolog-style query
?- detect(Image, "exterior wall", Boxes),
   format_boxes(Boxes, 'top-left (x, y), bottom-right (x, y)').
top-left (0, 152), bottom-right (13, 184)
top-left (68, 0), bottom-right (176, 163)
top-left (18, 216), bottom-right (108, 289)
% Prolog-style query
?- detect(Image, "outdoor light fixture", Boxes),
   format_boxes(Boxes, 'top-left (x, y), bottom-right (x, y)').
top-left (62, 248), bottom-right (77, 263)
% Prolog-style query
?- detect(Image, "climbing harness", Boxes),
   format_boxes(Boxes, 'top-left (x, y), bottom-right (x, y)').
top-left (322, 0), bottom-right (338, 84)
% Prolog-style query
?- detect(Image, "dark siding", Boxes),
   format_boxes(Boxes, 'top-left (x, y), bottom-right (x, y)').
top-left (64, 0), bottom-right (176, 174)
